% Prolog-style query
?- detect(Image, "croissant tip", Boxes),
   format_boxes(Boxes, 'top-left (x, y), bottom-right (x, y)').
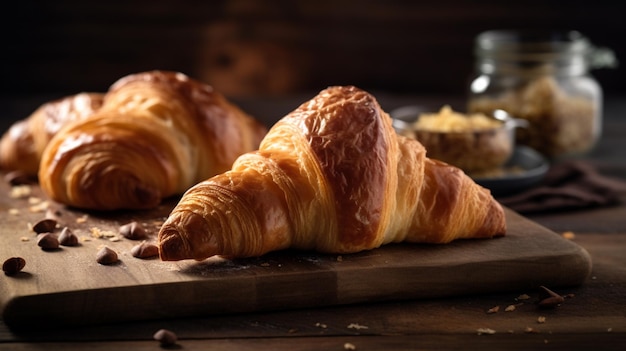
top-left (158, 228), bottom-right (186, 261)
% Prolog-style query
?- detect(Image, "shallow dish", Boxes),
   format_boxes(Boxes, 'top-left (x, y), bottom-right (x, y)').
top-left (472, 145), bottom-right (549, 197)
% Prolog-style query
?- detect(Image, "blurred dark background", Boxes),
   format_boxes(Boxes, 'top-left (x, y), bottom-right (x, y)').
top-left (1, 0), bottom-right (624, 127)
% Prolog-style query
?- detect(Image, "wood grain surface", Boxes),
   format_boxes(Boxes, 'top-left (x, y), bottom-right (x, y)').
top-left (0, 175), bottom-right (591, 329)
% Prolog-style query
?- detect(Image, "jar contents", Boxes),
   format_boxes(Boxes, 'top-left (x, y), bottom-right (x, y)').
top-left (469, 75), bottom-right (598, 158)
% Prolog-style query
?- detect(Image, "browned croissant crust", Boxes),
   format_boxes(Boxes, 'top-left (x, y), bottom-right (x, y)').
top-left (0, 93), bottom-right (104, 176)
top-left (158, 86), bottom-right (506, 261)
top-left (38, 70), bottom-right (267, 210)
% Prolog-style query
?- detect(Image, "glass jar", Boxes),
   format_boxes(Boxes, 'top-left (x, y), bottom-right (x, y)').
top-left (467, 30), bottom-right (617, 159)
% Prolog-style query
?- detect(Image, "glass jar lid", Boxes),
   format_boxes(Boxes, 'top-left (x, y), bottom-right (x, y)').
top-left (474, 29), bottom-right (617, 71)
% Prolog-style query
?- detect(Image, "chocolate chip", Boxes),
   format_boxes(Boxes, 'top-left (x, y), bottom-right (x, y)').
top-left (119, 221), bottom-right (148, 240)
top-left (537, 285), bottom-right (565, 309)
top-left (2, 257), bottom-right (26, 275)
top-left (37, 233), bottom-right (60, 250)
top-left (96, 246), bottom-right (118, 265)
top-left (32, 219), bottom-right (58, 234)
top-left (538, 295), bottom-right (565, 308)
top-left (58, 227), bottom-right (79, 246)
top-left (131, 242), bottom-right (159, 259)
top-left (153, 328), bottom-right (178, 346)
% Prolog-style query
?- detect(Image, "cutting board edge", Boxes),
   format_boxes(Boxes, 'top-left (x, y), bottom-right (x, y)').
top-left (1, 243), bottom-right (593, 331)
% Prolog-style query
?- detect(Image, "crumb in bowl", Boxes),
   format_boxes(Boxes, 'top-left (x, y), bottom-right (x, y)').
top-left (415, 105), bottom-right (502, 132)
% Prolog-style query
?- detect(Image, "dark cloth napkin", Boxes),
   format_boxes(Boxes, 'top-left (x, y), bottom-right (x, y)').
top-left (498, 160), bottom-right (626, 214)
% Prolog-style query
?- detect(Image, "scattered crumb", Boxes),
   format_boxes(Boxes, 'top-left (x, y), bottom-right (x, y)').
top-left (562, 231), bottom-right (576, 240)
top-left (76, 215), bottom-right (89, 224)
top-left (315, 322), bottom-right (327, 329)
top-left (10, 185), bottom-right (31, 198)
top-left (90, 227), bottom-right (117, 239)
top-left (505, 305), bottom-right (516, 312)
top-left (517, 294), bottom-right (531, 300)
top-left (537, 316), bottom-right (546, 324)
top-left (607, 328), bottom-right (612, 332)
top-left (90, 228), bottom-right (103, 238)
top-left (524, 327), bottom-right (540, 334)
top-left (20, 236), bottom-right (30, 242)
top-left (487, 306), bottom-right (500, 314)
top-left (8, 208), bottom-right (19, 215)
top-left (477, 328), bottom-right (496, 335)
top-left (347, 323), bottom-right (369, 330)
top-left (344, 342), bottom-right (356, 350)
top-left (29, 200), bottom-right (49, 213)
top-left (260, 262), bottom-right (270, 267)
top-left (337, 255), bottom-right (343, 262)
top-left (27, 196), bottom-right (42, 205)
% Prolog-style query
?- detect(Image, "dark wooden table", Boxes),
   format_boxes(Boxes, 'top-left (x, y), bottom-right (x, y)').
top-left (1, 95), bottom-right (625, 350)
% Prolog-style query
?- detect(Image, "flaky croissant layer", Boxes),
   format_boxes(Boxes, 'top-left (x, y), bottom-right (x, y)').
top-left (0, 92), bottom-right (104, 176)
top-left (37, 70), bottom-right (267, 210)
top-left (158, 86), bottom-right (506, 261)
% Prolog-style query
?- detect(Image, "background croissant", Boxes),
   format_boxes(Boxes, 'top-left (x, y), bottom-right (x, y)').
top-left (0, 92), bottom-right (104, 176)
top-left (158, 86), bottom-right (506, 261)
top-left (38, 70), bottom-right (267, 210)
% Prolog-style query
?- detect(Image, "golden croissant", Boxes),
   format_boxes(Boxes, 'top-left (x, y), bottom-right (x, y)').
top-left (158, 86), bottom-right (506, 261)
top-left (0, 92), bottom-right (104, 176)
top-left (38, 70), bottom-right (267, 210)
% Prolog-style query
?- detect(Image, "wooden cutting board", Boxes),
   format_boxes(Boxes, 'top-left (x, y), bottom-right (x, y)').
top-left (0, 177), bottom-right (592, 329)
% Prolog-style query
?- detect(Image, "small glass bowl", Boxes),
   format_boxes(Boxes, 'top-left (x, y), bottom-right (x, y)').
top-left (391, 106), bottom-right (528, 174)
